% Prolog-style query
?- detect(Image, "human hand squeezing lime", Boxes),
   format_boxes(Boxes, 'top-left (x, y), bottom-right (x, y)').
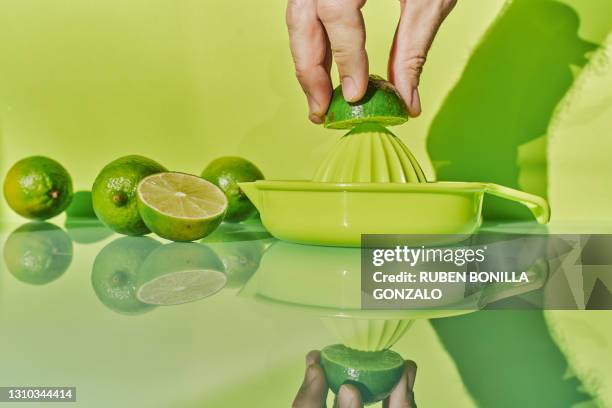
top-left (293, 350), bottom-right (418, 408)
top-left (286, 0), bottom-right (457, 123)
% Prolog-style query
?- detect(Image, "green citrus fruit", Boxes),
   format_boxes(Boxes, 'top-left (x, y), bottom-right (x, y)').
top-left (3, 222), bottom-right (73, 285)
top-left (136, 242), bottom-right (226, 305)
top-left (65, 190), bottom-right (96, 218)
top-left (324, 75), bottom-right (408, 129)
top-left (3, 156), bottom-right (73, 220)
top-left (201, 157), bottom-right (264, 223)
top-left (92, 155), bottom-right (167, 236)
top-left (207, 240), bottom-right (265, 288)
top-left (91, 236), bottom-right (160, 315)
top-left (64, 191), bottom-right (113, 244)
top-left (320, 344), bottom-right (405, 405)
top-left (137, 172), bottom-right (227, 242)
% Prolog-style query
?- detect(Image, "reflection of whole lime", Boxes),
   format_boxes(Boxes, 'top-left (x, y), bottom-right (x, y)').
top-left (321, 344), bottom-right (405, 405)
top-left (201, 157), bottom-right (264, 223)
top-left (91, 236), bottom-right (160, 315)
top-left (64, 191), bottom-right (113, 244)
top-left (3, 156), bottom-right (73, 220)
top-left (207, 241), bottom-right (265, 288)
top-left (92, 155), bottom-right (167, 236)
top-left (3, 222), bottom-right (73, 285)
top-left (136, 242), bottom-right (226, 305)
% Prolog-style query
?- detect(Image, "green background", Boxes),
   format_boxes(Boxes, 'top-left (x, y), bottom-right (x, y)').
top-left (0, 0), bottom-right (611, 407)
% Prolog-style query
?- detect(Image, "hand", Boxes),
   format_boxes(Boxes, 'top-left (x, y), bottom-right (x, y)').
top-left (286, 0), bottom-right (457, 123)
top-left (292, 350), bottom-right (418, 408)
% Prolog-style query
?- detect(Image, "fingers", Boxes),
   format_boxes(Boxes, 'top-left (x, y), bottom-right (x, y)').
top-left (334, 383), bottom-right (364, 408)
top-left (287, 0), bottom-right (333, 123)
top-left (292, 350), bottom-right (329, 408)
top-left (388, 0), bottom-right (457, 117)
top-left (317, 0), bottom-right (369, 102)
top-left (383, 360), bottom-right (418, 408)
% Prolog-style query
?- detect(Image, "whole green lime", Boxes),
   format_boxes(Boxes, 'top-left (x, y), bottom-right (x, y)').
top-left (324, 75), bottom-right (408, 129)
top-left (201, 157), bottom-right (264, 223)
top-left (91, 236), bottom-right (160, 315)
top-left (92, 155), bottom-right (167, 235)
top-left (65, 190), bottom-right (97, 218)
top-left (64, 191), bottom-right (113, 244)
top-left (3, 156), bottom-right (73, 220)
top-left (3, 222), bottom-right (73, 285)
top-left (320, 344), bottom-right (405, 405)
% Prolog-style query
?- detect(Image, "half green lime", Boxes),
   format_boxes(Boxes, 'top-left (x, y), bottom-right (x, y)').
top-left (320, 344), bottom-right (405, 405)
top-left (137, 172), bottom-right (227, 241)
top-left (324, 75), bottom-right (408, 129)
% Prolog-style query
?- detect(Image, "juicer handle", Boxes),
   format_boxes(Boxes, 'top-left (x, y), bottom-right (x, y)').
top-left (482, 183), bottom-right (550, 224)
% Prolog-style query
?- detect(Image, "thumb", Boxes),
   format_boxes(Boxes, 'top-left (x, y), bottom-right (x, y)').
top-left (388, 0), bottom-right (456, 117)
top-left (293, 351), bottom-right (328, 408)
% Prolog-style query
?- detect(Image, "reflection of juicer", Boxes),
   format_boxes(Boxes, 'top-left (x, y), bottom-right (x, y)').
top-left (239, 82), bottom-right (550, 247)
top-left (241, 241), bottom-right (485, 349)
top-left (241, 239), bottom-right (548, 403)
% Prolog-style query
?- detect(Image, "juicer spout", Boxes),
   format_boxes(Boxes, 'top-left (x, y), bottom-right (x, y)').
top-left (238, 182), bottom-right (263, 212)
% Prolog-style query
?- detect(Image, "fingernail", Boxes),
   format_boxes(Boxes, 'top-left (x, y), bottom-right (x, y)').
top-left (342, 76), bottom-right (359, 102)
top-left (338, 385), bottom-right (359, 408)
top-left (304, 366), bottom-right (316, 385)
top-left (309, 113), bottom-right (323, 124)
top-left (305, 352), bottom-right (317, 366)
top-left (307, 97), bottom-right (324, 124)
top-left (408, 87), bottom-right (422, 117)
top-left (405, 360), bottom-right (417, 390)
top-left (308, 97), bottom-right (322, 116)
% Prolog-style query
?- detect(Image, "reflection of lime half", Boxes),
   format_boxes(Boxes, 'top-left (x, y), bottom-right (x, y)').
top-left (91, 236), bottom-right (160, 315)
top-left (137, 172), bottom-right (227, 241)
top-left (3, 222), bottom-right (73, 285)
top-left (324, 75), bottom-right (408, 129)
top-left (321, 344), bottom-right (405, 405)
top-left (136, 242), bottom-right (226, 305)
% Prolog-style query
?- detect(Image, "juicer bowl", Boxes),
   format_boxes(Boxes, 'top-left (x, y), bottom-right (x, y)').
top-left (239, 180), bottom-right (550, 247)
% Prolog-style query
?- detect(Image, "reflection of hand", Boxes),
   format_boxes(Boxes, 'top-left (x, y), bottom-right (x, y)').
top-left (286, 0), bottom-right (457, 123)
top-left (292, 350), bottom-right (418, 408)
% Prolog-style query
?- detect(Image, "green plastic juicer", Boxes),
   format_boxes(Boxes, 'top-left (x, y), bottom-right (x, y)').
top-left (240, 76), bottom-right (550, 247)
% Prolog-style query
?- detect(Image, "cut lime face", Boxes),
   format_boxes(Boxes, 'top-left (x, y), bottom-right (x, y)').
top-left (320, 344), bottom-right (405, 405)
top-left (137, 172), bottom-right (227, 241)
top-left (324, 75), bottom-right (408, 129)
top-left (137, 269), bottom-right (226, 305)
top-left (136, 242), bottom-right (226, 305)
